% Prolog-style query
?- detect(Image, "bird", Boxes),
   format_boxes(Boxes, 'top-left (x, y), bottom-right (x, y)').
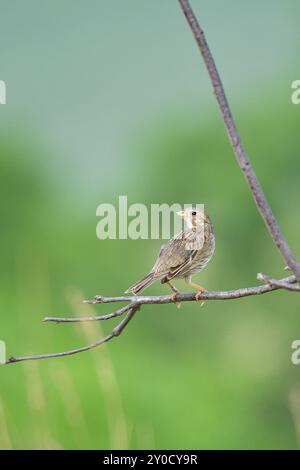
top-left (125, 208), bottom-right (215, 300)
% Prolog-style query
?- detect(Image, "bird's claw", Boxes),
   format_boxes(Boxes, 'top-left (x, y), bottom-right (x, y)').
top-left (195, 289), bottom-right (205, 301)
top-left (172, 292), bottom-right (182, 309)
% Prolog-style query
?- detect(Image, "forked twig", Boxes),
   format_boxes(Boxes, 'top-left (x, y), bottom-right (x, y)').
top-left (6, 304), bottom-right (140, 364)
top-left (5, 275), bottom-right (299, 364)
top-left (257, 273), bottom-right (300, 292)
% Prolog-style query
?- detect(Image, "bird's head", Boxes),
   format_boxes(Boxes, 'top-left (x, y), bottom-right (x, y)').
top-left (176, 208), bottom-right (205, 230)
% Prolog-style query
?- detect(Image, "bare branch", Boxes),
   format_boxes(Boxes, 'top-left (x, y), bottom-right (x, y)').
top-left (42, 275), bottom-right (299, 318)
top-left (4, 275), bottom-right (299, 364)
top-left (43, 303), bottom-right (133, 323)
top-left (178, 0), bottom-right (300, 282)
top-left (81, 275), bottom-right (297, 306)
top-left (84, 275), bottom-right (297, 303)
top-left (5, 304), bottom-right (139, 365)
top-left (257, 273), bottom-right (300, 292)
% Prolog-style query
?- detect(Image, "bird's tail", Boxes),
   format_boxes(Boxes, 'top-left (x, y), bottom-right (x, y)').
top-left (125, 272), bottom-right (155, 295)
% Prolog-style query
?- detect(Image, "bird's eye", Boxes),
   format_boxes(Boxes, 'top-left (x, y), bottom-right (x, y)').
top-left (192, 211), bottom-right (197, 216)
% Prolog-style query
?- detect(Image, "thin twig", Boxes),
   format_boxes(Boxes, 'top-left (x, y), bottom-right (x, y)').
top-left (178, 0), bottom-right (300, 282)
top-left (5, 304), bottom-right (139, 365)
top-left (43, 303), bottom-right (133, 323)
top-left (257, 273), bottom-right (300, 292)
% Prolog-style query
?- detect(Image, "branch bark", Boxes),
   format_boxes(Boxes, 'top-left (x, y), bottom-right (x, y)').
top-left (178, 0), bottom-right (300, 282)
top-left (5, 304), bottom-right (140, 364)
top-left (257, 273), bottom-right (300, 292)
top-left (4, 275), bottom-right (298, 364)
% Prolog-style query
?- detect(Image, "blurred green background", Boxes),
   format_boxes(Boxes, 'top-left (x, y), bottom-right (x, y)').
top-left (1, 0), bottom-right (300, 450)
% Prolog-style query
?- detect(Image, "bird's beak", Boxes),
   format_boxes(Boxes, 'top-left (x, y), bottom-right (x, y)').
top-left (177, 210), bottom-right (187, 218)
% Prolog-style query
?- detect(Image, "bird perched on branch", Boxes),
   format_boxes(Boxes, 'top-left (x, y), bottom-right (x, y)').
top-left (125, 208), bottom-right (215, 300)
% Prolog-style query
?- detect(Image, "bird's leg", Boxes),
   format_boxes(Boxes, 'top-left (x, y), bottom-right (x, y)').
top-left (167, 281), bottom-right (180, 299)
top-left (186, 278), bottom-right (206, 301)
top-left (167, 281), bottom-right (182, 308)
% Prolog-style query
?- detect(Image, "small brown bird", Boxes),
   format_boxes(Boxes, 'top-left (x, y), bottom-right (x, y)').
top-left (125, 208), bottom-right (215, 300)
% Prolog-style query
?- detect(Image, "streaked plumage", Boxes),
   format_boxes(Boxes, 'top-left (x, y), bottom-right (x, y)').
top-left (125, 208), bottom-right (215, 299)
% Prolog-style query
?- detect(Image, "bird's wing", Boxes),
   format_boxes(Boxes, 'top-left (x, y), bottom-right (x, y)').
top-left (152, 232), bottom-right (196, 278)
top-left (167, 249), bottom-right (198, 279)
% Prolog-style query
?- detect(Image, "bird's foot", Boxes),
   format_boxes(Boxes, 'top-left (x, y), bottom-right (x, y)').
top-left (187, 280), bottom-right (206, 303)
top-left (195, 288), bottom-right (206, 303)
top-left (171, 291), bottom-right (182, 309)
top-left (167, 281), bottom-right (181, 308)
